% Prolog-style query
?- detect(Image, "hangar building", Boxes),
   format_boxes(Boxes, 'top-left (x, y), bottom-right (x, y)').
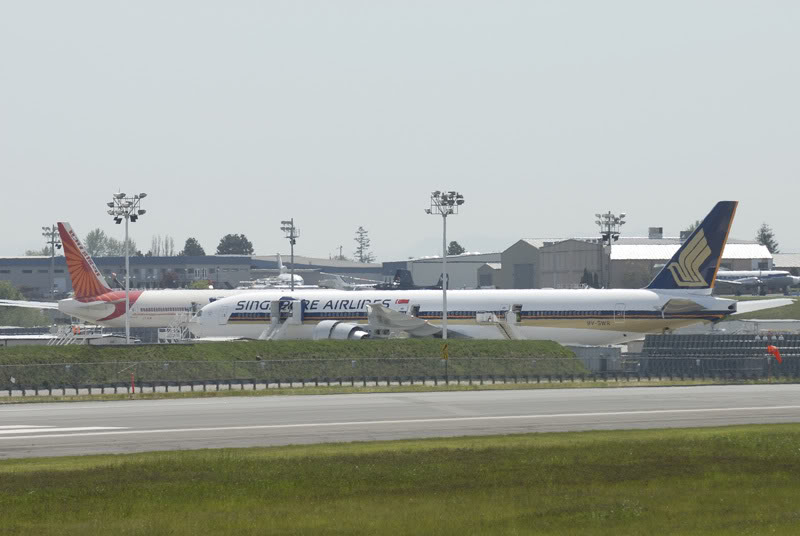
top-left (395, 233), bottom-right (773, 290)
top-left (773, 253), bottom-right (800, 276)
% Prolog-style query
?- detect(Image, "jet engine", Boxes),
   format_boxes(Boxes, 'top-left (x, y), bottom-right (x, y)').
top-left (312, 320), bottom-right (370, 340)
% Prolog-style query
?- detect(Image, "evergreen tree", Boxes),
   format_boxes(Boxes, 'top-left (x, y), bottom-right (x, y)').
top-left (447, 241), bottom-right (466, 256)
top-left (216, 234), bottom-right (254, 255)
top-left (353, 226), bottom-right (375, 263)
top-left (755, 223), bottom-right (779, 253)
top-left (180, 238), bottom-right (206, 256)
top-left (683, 220), bottom-right (701, 235)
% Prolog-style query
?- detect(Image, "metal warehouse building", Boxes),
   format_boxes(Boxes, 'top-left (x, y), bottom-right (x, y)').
top-left (383, 253), bottom-right (501, 289)
top-left (610, 239), bottom-right (772, 288)
top-left (773, 253), bottom-right (800, 275)
top-left (391, 236), bottom-right (773, 291)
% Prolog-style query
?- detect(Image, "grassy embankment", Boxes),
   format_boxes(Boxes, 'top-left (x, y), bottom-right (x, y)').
top-left (2, 424), bottom-right (800, 535)
top-left (0, 340), bottom-right (585, 388)
top-left (0, 339), bottom-right (574, 362)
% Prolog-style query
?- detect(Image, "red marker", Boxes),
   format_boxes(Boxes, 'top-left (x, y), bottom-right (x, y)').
top-left (767, 345), bottom-right (782, 364)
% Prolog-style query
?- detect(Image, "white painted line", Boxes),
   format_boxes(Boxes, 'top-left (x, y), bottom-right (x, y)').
top-left (0, 400), bottom-right (233, 413)
top-left (0, 427), bottom-right (126, 435)
top-left (1, 405), bottom-right (799, 440)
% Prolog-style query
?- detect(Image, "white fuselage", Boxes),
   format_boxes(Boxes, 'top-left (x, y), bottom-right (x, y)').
top-left (716, 270), bottom-right (800, 287)
top-left (189, 288), bottom-right (736, 345)
top-left (58, 289), bottom-right (254, 328)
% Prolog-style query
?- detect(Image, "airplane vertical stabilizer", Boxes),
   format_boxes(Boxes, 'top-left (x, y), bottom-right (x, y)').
top-left (646, 201), bottom-right (737, 291)
top-left (57, 222), bottom-right (112, 299)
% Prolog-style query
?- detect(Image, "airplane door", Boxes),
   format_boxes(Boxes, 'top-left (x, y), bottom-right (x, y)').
top-left (614, 303), bottom-right (626, 324)
top-left (218, 306), bottom-right (229, 325)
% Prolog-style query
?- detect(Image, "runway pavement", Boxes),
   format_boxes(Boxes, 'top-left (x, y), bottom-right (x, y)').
top-left (1, 384), bottom-right (800, 459)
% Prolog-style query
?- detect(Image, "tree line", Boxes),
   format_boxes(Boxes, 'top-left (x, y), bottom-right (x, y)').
top-left (23, 225), bottom-right (474, 263)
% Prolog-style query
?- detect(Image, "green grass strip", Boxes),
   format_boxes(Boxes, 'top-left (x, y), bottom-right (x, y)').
top-left (2, 424), bottom-right (800, 534)
top-left (0, 339), bottom-right (574, 364)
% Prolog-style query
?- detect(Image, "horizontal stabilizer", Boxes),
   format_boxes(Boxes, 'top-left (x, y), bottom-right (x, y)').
top-left (0, 299), bottom-right (60, 310)
top-left (732, 298), bottom-right (795, 315)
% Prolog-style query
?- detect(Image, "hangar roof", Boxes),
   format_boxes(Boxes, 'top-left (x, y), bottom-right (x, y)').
top-left (610, 243), bottom-right (772, 261)
top-left (773, 253), bottom-right (800, 268)
top-left (519, 238), bottom-right (601, 249)
top-left (521, 236), bottom-right (754, 248)
top-left (408, 252), bottom-right (501, 263)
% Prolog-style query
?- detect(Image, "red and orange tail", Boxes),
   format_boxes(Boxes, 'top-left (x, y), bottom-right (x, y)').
top-left (57, 222), bottom-right (112, 299)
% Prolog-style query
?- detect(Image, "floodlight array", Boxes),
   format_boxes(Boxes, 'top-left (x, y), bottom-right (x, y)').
top-left (426, 190), bottom-right (465, 216)
top-left (595, 211), bottom-right (626, 244)
top-left (108, 193), bottom-right (147, 224)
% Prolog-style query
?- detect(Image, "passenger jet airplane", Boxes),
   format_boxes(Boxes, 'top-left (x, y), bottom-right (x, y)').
top-left (189, 201), bottom-right (780, 345)
top-left (715, 270), bottom-right (800, 295)
top-left (0, 223), bottom-right (249, 327)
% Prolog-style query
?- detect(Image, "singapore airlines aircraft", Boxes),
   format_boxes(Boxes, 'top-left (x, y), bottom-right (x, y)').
top-left (0, 223), bottom-right (251, 328)
top-left (189, 201), bottom-right (767, 345)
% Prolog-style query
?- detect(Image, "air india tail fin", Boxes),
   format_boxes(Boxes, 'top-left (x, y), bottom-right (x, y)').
top-left (57, 223), bottom-right (112, 299)
top-left (646, 201), bottom-right (738, 291)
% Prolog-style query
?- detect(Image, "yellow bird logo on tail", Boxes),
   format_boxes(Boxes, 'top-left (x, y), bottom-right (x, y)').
top-left (666, 230), bottom-right (712, 287)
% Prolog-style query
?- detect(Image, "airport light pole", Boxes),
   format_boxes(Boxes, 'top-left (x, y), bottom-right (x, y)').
top-left (41, 225), bottom-right (62, 299)
top-left (107, 192), bottom-right (147, 344)
top-left (425, 190), bottom-right (465, 340)
top-left (280, 219), bottom-right (299, 292)
top-left (595, 211), bottom-right (626, 288)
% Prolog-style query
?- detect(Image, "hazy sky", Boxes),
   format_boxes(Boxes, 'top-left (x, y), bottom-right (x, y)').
top-left (2, 1), bottom-right (798, 260)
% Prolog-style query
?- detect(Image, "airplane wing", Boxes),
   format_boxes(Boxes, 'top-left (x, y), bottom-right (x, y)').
top-left (367, 303), bottom-right (442, 337)
top-left (716, 277), bottom-right (762, 287)
top-left (732, 298), bottom-right (795, 315)
top-left (0, 299), bottom-right (60, 310)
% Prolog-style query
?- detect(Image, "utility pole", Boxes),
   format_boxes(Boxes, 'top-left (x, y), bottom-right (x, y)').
top-left (107, 192), bottom-right (147, 344)
top-left (595, 211), bottom-right (626, 288)
top-left (280, 219), bottom-right (299, 291)
top-left (41, 224), bottom-right (62, 299)
top-left (425, 191), bottom-right (465, 340)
